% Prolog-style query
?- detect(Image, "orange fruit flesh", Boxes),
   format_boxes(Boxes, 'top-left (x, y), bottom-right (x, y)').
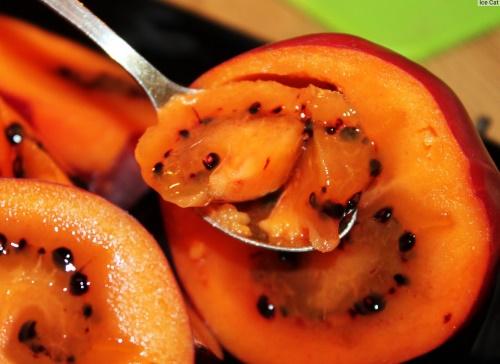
top-left (163, 43), bottom-right (491, 363)
top-left (0, 16), bottom-right (156, 177)
top-left (0, 180), bottom-right (193, 364)
top-left (137, 81), bottom-right (378, 251)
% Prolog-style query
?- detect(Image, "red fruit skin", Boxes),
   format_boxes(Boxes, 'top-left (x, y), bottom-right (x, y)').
top-left (197, 32), bottom-right (500, 303)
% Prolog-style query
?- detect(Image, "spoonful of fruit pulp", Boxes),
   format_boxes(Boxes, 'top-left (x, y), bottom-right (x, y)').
top-left (41, 0), bottom-right (363, 252)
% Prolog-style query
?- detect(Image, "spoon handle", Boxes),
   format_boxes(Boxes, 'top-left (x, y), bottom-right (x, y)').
top-left (39, 0), bottom-right (191, 108)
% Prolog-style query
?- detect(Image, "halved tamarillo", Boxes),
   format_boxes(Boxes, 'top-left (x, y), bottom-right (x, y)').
top-left (162, 34), bottom-right (500, 363)
top-left (0, 179), bottom-right (193, 363)
top-left (0, 16), bottom-right (156, 207)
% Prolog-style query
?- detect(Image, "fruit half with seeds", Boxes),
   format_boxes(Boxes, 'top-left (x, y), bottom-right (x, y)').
top-left (162, 34), bottom-right (500, 363)
top-left (0, 16), bottom-right (156, 207)
top-left (0, 179), bottom-right (193, 363)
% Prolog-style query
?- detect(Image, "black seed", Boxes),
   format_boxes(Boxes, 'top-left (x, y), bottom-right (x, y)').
top-left (373, 207), bottom-right (393, 223)
top-left (69, 272), bottom-right (90, 296)
top-left (308, 192), bottom-right (318, 208)
top-left (30, 343), bottom-right (46, 354)
top-left (399, 232), bottom-right (416, 252)
top-left (38, 247), bottom-right (46, 255)
top-left (303, 119), bottom-right (314, 139)
top-left (248, 102), bottom-right (261, 114)
top-left (325, 126), bottom-right (337, 135)
top-left (369, 159), bottom-right (382, 177)
top-left (271, 106), bottom-right (283, 114)
top-left (52, 247), bottom-right (74, 272)
top-left (13, 154), bottom-right (24, 178)
top-left (67, 355), bottom-right (76, 363)
top-left (179, 129), bottom-right (190, 138)
top-left (393, 273), bottom-right (409, 286)
top-left (340, 126), bottom-right (360, 141)
top-left (321, 201), bottom-right (345, 219)
top-left (11, 238), bottom-right (27, 251)
top-left (0, 233), bottom-right (7, 255)
top-left (345, 192), bottom-right (362, 214)
top-left (152, 162), bottom-right (164, 175)
top-left (5, 122), bottom-right (24, 145)
top-left (202, 153), bottom-right (220, 170)
top-left (163, 149), bottom-right (172, 158)
top-left (18, 320), bottom-right (37, 342)
top-left (82, 304), bottom-right (93, 318)
top-left (256, 295), bottom-right (275, 319)
top-left (321, 185), bottom-right (328, 193)
top-left (200, 117), bottom-right (213, 125)
top-left (358, 294), bottom-right (385, 315)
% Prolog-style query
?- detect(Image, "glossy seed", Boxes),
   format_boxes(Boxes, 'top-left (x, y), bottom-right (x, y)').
top-left (399, 232), bottom-right (416, 252)
top-left (362, 294), bottom-right (385, 313)
top-left (18, 320), bottom-right (37, 342)
top-left (393, 273), bottom-right (409, 286)
top-left (152, 162), bottom-right (164, 175)
top-left (202, 153), bottom-right (220, 170)
top-left (256, 295), bottom-right (275, 319)
top-left (369, 159), bottom-right (382, 177)
top-left (0, 233), bottom-right (7, 255)
top-left (345, 192), bottom-right (362, 213)
top-left (248, 102), bottom-right (261, 114)
top-left (340, 126), bottom-right (360, 140)
top-left (374, 207), bottom-right (393, 223)
top-left (325, 126), bottom-right (336, 135)
top-left (82, 304), bottom-right (93, 318)
top-left (271, 106), bottom-right (283, 114)
top-left (5, 122), bottom-right (24, 145)
top-left (179, 129), bottom-right (190, 138)
top-left (321, 201), bottom-right (345, 219)
top-left (69, 272), bottom-right (90, 296)
top-left (11, 238), bottom-right (27, 251)
top-left (52, 247), bottom-right (75, 272)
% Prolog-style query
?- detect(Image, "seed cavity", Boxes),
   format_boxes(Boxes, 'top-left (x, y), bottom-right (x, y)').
top-left (369, 159), bottom-right (382, 177)
top-left (202, 152), bottom-right (220, 171)
top-left (52, 247), bottom-right (76, 272)
top-left (256, 295), bottom-right (275, 319)
top-left (69, 272), bottom-right (90, 296)
top-left (399, 231), bottom-right (416, 252)
top-left (248, 102), bottom-right (261, 114)
top-left (5, 122), bottom-right (24, 145)
top-left (374, 207), bottom-right (393, 223)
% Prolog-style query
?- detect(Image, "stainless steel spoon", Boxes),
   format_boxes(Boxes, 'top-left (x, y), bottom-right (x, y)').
top-left (39, 0), bottom-right (356, 252)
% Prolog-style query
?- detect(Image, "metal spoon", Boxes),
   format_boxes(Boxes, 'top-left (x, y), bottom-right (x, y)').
top-left (39, 0), bottom-right (356, 252)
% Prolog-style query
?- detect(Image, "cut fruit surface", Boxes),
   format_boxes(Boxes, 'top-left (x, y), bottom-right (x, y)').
top-left (0, 180), bottom-right (193, 364)
top-left (163, 34), bottom-right (500, 364)
top-left (0, 16), bottom-right (155, 207)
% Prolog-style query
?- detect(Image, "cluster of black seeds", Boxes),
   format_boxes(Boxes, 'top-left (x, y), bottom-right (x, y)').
top-left (52, 247), bottom-right (91, 296)
top-left (0, 233), bottom-right (28, 255)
